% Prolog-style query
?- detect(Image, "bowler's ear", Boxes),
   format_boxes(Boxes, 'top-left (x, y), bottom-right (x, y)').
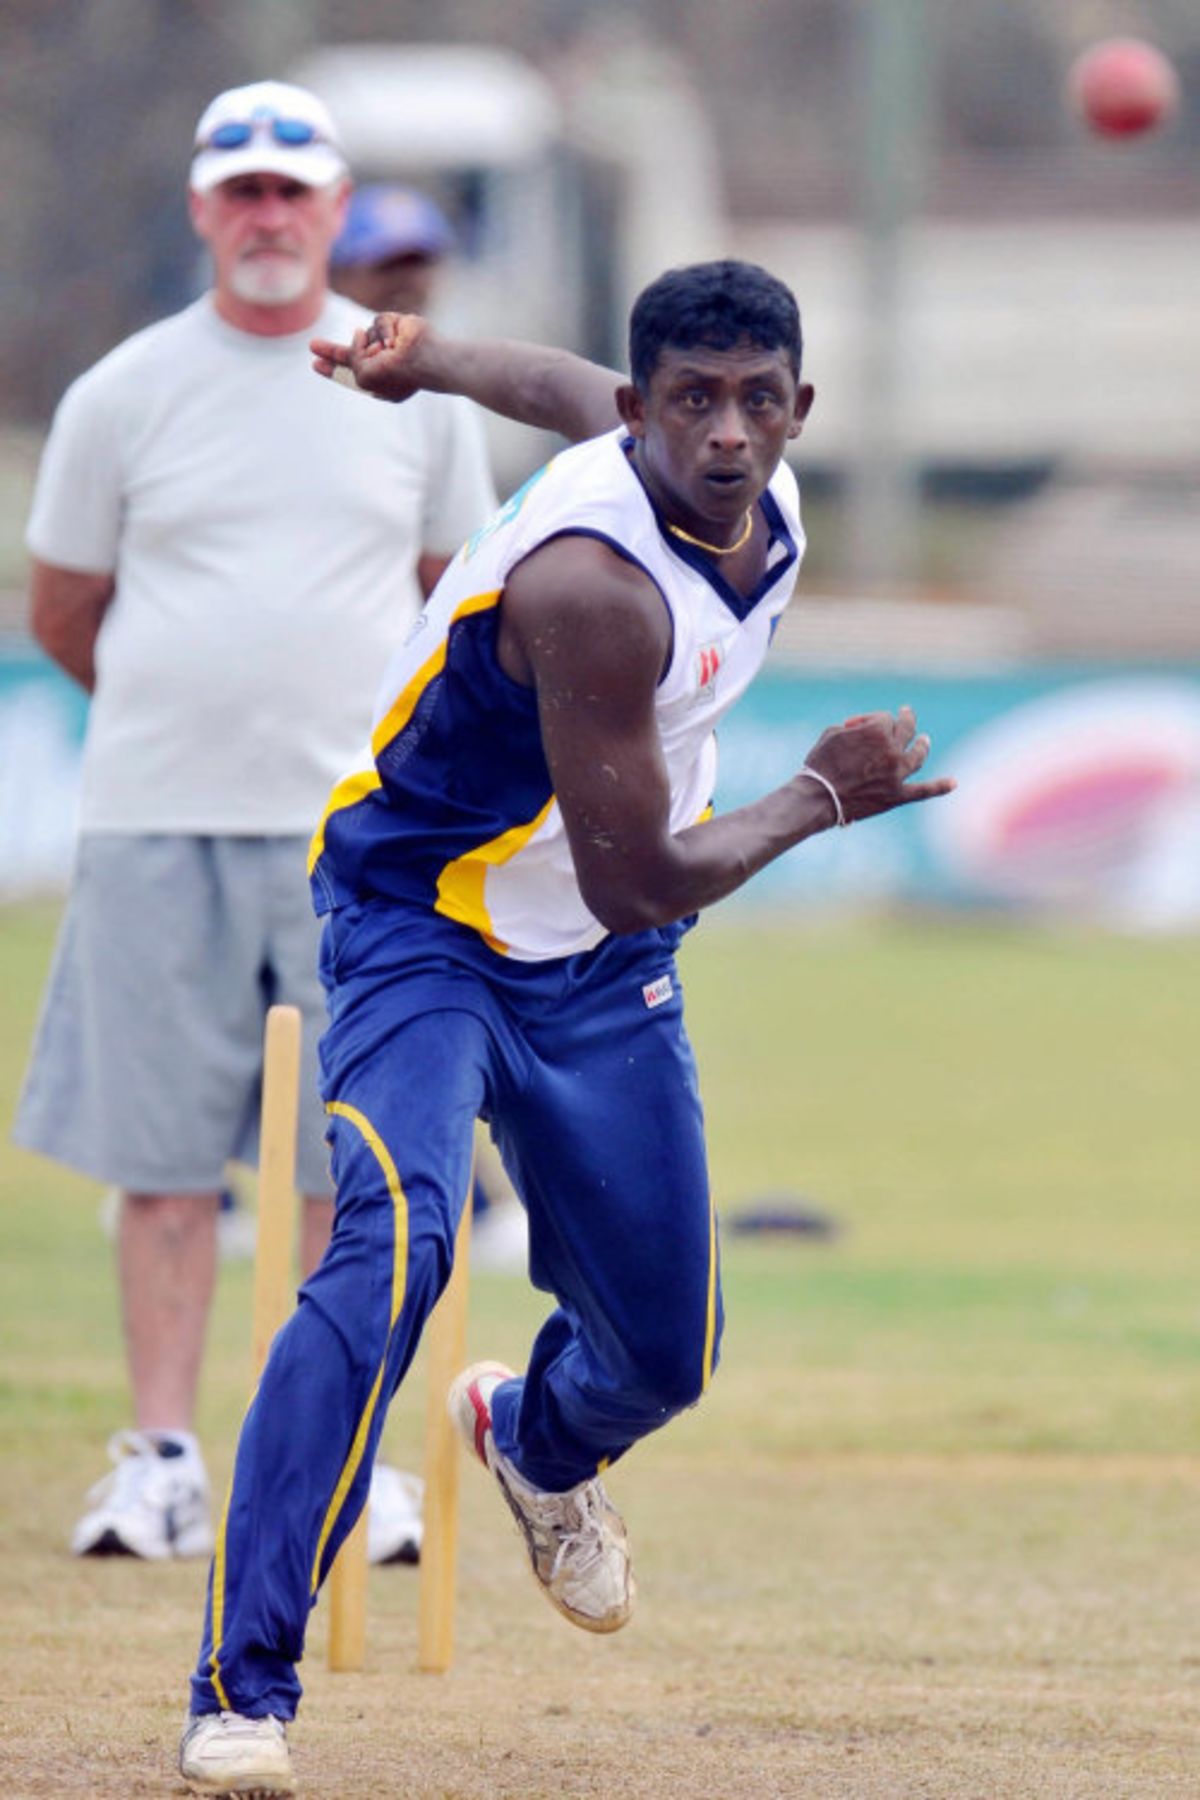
top-left (788, 383), bottom-right (816, 440)
top-left (615, 382), bottom-right (646, 439)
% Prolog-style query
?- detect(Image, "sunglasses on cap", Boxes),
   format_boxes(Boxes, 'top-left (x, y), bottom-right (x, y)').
top-left (195, 111), bottom-right (334, 153)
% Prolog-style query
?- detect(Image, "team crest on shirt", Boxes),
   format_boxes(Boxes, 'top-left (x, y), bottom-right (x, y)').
top-left (695, 641), bottom-right (723, 700)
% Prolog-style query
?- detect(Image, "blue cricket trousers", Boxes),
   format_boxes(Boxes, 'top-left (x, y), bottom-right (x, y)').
top-left (191, 901), bottom-right (722, 1719)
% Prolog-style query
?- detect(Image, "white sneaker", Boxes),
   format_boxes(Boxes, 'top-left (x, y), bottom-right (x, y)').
top-left (216, 1190), bottom-right (259, 1262)
top-left (179, 1711), bottom-right (295, 1797)
top-left (448, 1360), bottom-right (635, 1633)
top-left (470, 1199), bottom-right (529, 1274)
top-left (71, 1430), bottom-right (214, 1560)
top-left (366, 1462), bottom-right (424, 1565)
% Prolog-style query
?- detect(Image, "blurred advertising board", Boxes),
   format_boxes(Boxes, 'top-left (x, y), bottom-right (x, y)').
top-left (3, 646), bottom-right (1199, 931)
top-left (0, 642), bottom-right (85, 897)
top-left (717, 667), bottom-right (1200, 931)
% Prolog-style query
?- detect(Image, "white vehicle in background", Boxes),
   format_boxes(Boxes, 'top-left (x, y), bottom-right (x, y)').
top-left (291, 41), bottom-right (724, 487)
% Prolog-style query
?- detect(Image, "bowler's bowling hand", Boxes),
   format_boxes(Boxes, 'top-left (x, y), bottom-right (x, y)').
top-left (802, 705), bottom-right (956, 825)
top-left (310, 314), bottom-right (433, 402)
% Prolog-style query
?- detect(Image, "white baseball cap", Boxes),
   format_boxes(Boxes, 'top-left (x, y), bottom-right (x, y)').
top-left (190, 80), bottom-right (348, 193)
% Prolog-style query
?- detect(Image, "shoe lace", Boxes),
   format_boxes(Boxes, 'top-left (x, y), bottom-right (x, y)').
top-left (538, 1481), bottom-right (612, 1582)
top-left (214, 1712), bottom-right (285, 1741)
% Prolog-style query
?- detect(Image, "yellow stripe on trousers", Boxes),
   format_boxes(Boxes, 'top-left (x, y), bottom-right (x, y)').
top-left (207, 1380), bottom-right (264, 1709)
top-left (701, 1190), bottom-right (719, 1391)
top-left (209, 1100), bottom-right (411, 1700)
top-left (309, 1100), bottom-right (411, 1594)
top-left (208, 1479), bottom-right (235, 1707)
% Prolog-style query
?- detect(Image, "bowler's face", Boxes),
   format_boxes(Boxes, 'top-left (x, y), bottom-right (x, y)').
top-left (190, 172), bottom-right (347, 309)
top-left (621, 342), bottom-right (812, 537)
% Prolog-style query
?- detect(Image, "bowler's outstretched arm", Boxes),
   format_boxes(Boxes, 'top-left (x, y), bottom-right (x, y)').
top-left (311, 314), bottom-right (624, 444)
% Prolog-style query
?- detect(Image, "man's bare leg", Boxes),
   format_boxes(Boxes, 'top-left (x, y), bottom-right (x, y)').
top-left (118, 1191), bottom-right (220, 1430)
top-left (70, 1192), bottom-right (220, 1559)
top-left (117, 1189), bottom-right (333, 1429)
top-left (300, 1192), bottom-right (334, 1280)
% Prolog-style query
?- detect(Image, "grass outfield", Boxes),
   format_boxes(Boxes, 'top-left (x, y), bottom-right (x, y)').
top-left (1, 902), bottom-right (1197, 1797)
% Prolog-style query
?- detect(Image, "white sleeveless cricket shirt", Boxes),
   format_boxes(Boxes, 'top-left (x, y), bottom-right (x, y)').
top-left (310, 427), bottom-right (804, 960)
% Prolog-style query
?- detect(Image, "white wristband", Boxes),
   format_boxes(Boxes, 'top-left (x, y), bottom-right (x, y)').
top-left (800, 764), bottom-right (847, 828)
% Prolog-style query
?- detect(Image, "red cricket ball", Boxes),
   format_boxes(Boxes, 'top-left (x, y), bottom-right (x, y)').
top-left (1068, 37), bottom-right (1180, 139)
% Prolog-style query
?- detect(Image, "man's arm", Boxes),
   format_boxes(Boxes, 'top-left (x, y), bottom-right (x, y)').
top-left (500, 539), bottom-right (955, 934)
top-left (311, 314), bottom-right (623, 445)
top-left (417, 553), bottom-right (452, 599)
top-left (29, 558), bottom-right (116, 693)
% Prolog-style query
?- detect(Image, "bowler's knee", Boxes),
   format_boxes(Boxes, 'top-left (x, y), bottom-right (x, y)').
top-left (628, 1324), bottom-right (718, 1419)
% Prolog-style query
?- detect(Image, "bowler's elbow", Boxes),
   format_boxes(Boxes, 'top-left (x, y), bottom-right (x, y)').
top-left (580, 871), bottom-right (677, 936)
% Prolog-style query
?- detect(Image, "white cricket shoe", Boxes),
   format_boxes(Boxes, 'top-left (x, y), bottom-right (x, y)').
top-left (179, 1711), bottom-right (296, 1797)
top-left (70, 1429), bottom-right (214, 1560)
top-left (448, 1360), bottom-right (635, 1633)
top-left (366, 1462), bottom-right (424, 1565)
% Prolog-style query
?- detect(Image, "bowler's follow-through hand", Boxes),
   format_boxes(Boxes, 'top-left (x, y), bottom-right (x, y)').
top-left (802, 705), bottom-right (956, 827)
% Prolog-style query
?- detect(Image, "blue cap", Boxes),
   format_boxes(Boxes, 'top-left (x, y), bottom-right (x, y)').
top-left (331, 184), bottom-right (455, 268)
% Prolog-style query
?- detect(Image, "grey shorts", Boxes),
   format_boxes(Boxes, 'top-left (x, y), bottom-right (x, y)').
top-left (14, 834), bottom-right (334, 1195)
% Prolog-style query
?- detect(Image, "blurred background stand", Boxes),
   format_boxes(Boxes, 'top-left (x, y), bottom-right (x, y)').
top-left (848, 0), bottom-right (930, 594)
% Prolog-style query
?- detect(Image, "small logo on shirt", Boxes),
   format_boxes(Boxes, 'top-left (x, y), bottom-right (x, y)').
top-left (642, 974), bottom-right (674, 1009)
top-left (696, 642), bottom-right (723, 699)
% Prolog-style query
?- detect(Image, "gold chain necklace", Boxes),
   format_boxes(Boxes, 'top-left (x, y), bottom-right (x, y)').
top-left (665, 509), bottom-right (753, 557)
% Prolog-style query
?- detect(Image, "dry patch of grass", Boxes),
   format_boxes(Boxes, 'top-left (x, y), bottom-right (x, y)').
top-left (2, 1453), bottom-right (1197, 1798)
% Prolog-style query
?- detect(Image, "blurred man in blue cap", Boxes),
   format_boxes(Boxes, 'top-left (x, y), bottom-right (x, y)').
top-left (330, 183), bottom-right (455, 317)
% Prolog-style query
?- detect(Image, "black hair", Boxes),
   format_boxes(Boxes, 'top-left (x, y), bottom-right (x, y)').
top-left (628, 259), bottom-right (802, 391)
